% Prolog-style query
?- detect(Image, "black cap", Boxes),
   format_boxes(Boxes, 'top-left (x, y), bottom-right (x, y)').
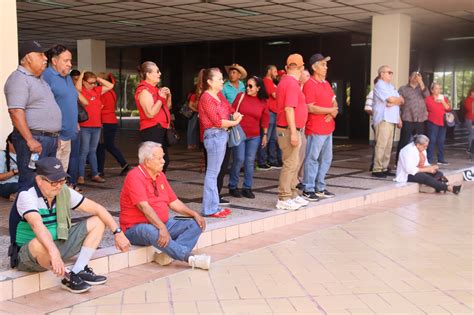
top-left (19, 40), bottom-right (44, 61)
top-left (36, 157), bottom-right (70, 181)
top-left (309, 53), bottom-right (331, 66)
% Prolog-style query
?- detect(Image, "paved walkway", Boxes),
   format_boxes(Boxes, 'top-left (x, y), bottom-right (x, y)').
top-left (1, 183), bottom-right (470, 314)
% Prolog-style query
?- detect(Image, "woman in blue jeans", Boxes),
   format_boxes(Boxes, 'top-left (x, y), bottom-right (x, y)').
top-left (198, 68), bottom-right (242, 218)
top-left (229, 76), bottom-right (269, 199)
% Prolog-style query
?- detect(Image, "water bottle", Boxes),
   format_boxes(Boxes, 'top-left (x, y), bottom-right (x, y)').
top-left (28, 153), bottom-right (39, 169)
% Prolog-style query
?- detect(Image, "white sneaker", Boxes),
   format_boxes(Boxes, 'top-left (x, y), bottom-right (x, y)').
top-left (188, 254), bottom-right (211, 270)
top-left (154, 252), bottom-right (174, 266)
top-left (293, 196), bottom-right (309, 207)
top-left (276, 199), bottom-right (301, 211)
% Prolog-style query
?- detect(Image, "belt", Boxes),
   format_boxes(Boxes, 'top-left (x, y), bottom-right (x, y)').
top-left (30, 129), bottom-right (60, 137)
top-left (277, 125), bottom-right (302, 132)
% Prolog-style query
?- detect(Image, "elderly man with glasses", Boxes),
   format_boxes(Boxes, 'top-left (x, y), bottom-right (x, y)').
top-left (120, 141), bottom-right (211, 270)
top-left (8, 157), bottom-right (130, 294)
top-left (372, 65), bottom-right (405, 178)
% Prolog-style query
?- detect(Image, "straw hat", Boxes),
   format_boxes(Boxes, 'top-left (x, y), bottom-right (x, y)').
top-left (224, 63), bottom-right (247, 80)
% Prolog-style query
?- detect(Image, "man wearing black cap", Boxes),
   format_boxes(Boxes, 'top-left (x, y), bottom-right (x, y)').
top-left (8, 157), bottom-right (130, 294)
top-left (301, 53), bottom-right (338, 201)
top-left (4, 40), bottom-right (62, 190)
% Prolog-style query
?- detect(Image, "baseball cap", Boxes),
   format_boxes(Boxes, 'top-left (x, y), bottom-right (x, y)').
top-left (309, 53), bottom-right (331, 66)
top-left (286, 54), bottom-right (304, 67)
top-left (19, 40), bottom-right (44, 61)
top-left (36, 157), bottom-right (70, 181)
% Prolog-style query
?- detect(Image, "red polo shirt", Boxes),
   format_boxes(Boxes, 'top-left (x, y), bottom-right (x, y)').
top-left (80, 86), bottom-right (103, 128)
top-left (276, 75), bottom-right (308, 129)
top-left (303, 78), bottom-right (335, 135)
top-left (134, 81), bottom-right (170, 130)
top-left (119, 165), bottom-right (177, 232)
top-left (425, 95), bottom-right (450, 127)
top-left (263, 77), bottom-right (277, 113)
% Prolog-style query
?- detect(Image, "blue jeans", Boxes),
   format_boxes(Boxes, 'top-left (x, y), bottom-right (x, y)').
top-left (202, 128), bottom-right (228, 215)
top-left (11, 131), bottom-right (58, 190)
top-left (125, 218), bottom-right (202, 262)
top-left (0, 183), bottom-right (18, 198)
top-left (257, 112), bottom-right (280, 165)
top-left (187, 113), bottom-right (199, 147)
top-left (97, 123), bottom-right (127, 173)
top-left (68, 135), bottom-right (80, 185)
top-left (79, 127), bottom-right (101, 177)
top-left (303, 134), bottom-right (333, 192)
top-left (426, 121), bottom-right (446, 163)
top-left (229, 136), bottom-right (260, 189)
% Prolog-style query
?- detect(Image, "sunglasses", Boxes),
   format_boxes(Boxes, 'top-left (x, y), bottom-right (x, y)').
top-left (151, 181), bottom-right (159, 197)
top-left (40, 176), bottom-right (67, 187)
top-left (246, 84), bottom-right (254, 89)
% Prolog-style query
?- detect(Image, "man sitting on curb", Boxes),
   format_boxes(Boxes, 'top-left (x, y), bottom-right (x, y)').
top-left (120, 141), bottom-right (211, 270)
top-left (9, 157), bottom-right (130, 294)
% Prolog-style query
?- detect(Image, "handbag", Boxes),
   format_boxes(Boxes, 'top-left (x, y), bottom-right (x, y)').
top-left (444, 112), bottom-right (456, 127)
top-left (179, 102), bottom-right (193, 119)
top-left (78, 103), bottom-right (89, 123)
top-left (164, 108), bottom-right (179, 146)
top-left (228, 93), bottom-right (247, 148)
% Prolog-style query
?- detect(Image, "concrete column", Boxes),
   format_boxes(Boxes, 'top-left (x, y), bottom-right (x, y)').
top-left (369, 13), bottom-right (411, 142)
top-left (77, 39), bottom-right (106, 74)
top-left (0, 0), bottom-right (18, 144)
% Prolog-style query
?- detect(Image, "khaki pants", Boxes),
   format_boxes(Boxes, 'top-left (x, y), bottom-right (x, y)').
top-left (277, 128), bottom-right (302, 200)
top-left (373, 121), bottom-right (395, 172)
top-left (56, 139), bottom-right (71, 171)
top-left (298, 131), bottom-right (307, 180)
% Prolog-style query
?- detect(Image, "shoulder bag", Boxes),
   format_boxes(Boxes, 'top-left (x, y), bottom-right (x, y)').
top-left (228, 93), bottom-right (247, 148)
top-left (164, 107), bottom-right (179, 146)
top-left (78, 103), bottom-right (89, 123)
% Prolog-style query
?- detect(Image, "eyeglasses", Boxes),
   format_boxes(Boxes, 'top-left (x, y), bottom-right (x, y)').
top-left (151, 181), bottom-right (159, 197)
top-left (40, 176), bottom-right (67, 187)
top-left (246, 84), bottom-right (254, 89)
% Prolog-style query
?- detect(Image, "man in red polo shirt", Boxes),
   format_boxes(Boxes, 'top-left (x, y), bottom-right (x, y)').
top-left (302, 53), bottom-right (338, 201)
top-left (120, 141), bottom-right (210, 270)
top-left (275, 54), bottom-right (309, 211)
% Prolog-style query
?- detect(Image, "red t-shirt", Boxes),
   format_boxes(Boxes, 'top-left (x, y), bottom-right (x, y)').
top-left (303, 78), bottom-right (335, 135)
top-left (465, 96), bottom-right (474, 121)
top-left (119, 165), bottom-right (177, 232)
top-left (425, 95), bottom-right (450, 127)
top-left (198, 91), bottom-right (234, 141)
top-left (134, 81), bottom-right (170, 130)
top-left (80, 86), bottom-right (103, 128)
top-left (100, 89), bottom-right (118, 124)
top-left (276, 75), bottom-right (308, 129)
top-left (263, 77), bottom-right (277, 113)
top-left (232, 93), bottom-right (269, 138)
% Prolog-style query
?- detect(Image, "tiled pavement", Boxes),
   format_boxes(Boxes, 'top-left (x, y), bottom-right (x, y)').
top-left (0, 182), bottom-right (471, 314)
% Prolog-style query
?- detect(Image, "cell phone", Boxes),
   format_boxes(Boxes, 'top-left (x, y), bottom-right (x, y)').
top-left (174, 215), bottom-right (193, 220)
top-left (277, 131), bottom-right (285, 137)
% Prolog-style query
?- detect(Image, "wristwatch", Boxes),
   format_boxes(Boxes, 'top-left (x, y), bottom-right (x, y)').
top-left (113, 227), bottom-right (122, 235)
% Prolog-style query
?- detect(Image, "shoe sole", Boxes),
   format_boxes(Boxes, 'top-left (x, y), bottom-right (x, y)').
top-left (302, 196), bottom-right (319, 202)
top-left (84, 279), bottom-right (107, 285)
top-left (316, 195), bottom-right (335, 199)
top-left (61, 283), bottom-right (91, 293)
top-left (218, 202), bottom-right (230, 205)
top-left (276, 204), bottom-right (301, 211)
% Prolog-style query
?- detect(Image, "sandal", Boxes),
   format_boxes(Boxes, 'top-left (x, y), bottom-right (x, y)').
top-left (206, 210), bottom-right (229, 218)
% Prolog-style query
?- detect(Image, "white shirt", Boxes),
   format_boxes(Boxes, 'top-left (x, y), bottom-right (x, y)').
top-left (395, 142), bottom-right (429, 183)
top-left (373, 80), bottom-right (401, 126)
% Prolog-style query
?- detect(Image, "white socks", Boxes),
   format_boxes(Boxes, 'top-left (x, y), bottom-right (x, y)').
top-left (71, 247), bottom-right (95, 274)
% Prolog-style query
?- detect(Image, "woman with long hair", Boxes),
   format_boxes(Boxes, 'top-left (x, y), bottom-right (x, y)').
top-left (0, 133), bottom-right (19, 201)
top-left (199, 68), bottom-right (242, 218)
top-left (228, 76), bottom-right (269, 199)
top-left (135, 61), bottom-right (173, 172)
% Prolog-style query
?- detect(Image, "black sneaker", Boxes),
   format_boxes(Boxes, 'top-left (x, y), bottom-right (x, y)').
top-left (383, 170), bottom-right (396, 177)
top-left (371, 172), bottom-right (387, 178)
top-left (437, 160), bottom-right (449, 165)
top-left (120, 163), bottom-right (130, 176)
top-left (452, 185), bottom-right (462, 195)
top-left (76, 265), bottom-right (107, 285)
top-left (302, 191), bottom-right (319, 201)
top-left (229, 188), bottom-right (242, 198)
top-left (296, 182), bottom-right (305, 191)
top-left (218, 197), bottom-right (230, 205)
top-left (268, 161), bottom-right (282, 169)
top-left (61, 271), bottom-right (91, 294)
top-left (256, 163), bottom-right (271, 171)
top-left (241, 188), bottom-right (255, 199)
top-left (316, 190), bottom-right (335, 199)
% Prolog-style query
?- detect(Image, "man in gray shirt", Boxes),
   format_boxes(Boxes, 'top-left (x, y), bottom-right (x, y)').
top-left (395, 72), bottom-right (429, 163)
top-left (4, 40), bottom-right (62, 189)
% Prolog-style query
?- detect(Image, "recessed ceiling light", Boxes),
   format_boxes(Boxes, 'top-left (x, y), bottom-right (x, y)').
top-left (267, 41), bottom-right (289, 45)
top-left (231, 9), bottom-right (260, 16)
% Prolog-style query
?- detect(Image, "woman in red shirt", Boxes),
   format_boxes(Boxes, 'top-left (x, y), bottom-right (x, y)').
top-left (76, 71), bottom-right (114, 184)
top-left (135, 61), bottom-right (173, 172)
top-left (464, 87), bottom-right (474, 153)
top-left (228, 76), bottom-right (269, 199)
top-left (96, 73), bottom-right (129, 177)
top-left (425, 82), bottom-right (452, 165)
top-left (198, 68), bottom-right (242, 218)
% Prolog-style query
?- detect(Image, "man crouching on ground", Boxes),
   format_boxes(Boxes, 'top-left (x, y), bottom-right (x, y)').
top-left (120, 141), bottom-right (210, 270)
top-left (9, 157), bottom-right (130, 294)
